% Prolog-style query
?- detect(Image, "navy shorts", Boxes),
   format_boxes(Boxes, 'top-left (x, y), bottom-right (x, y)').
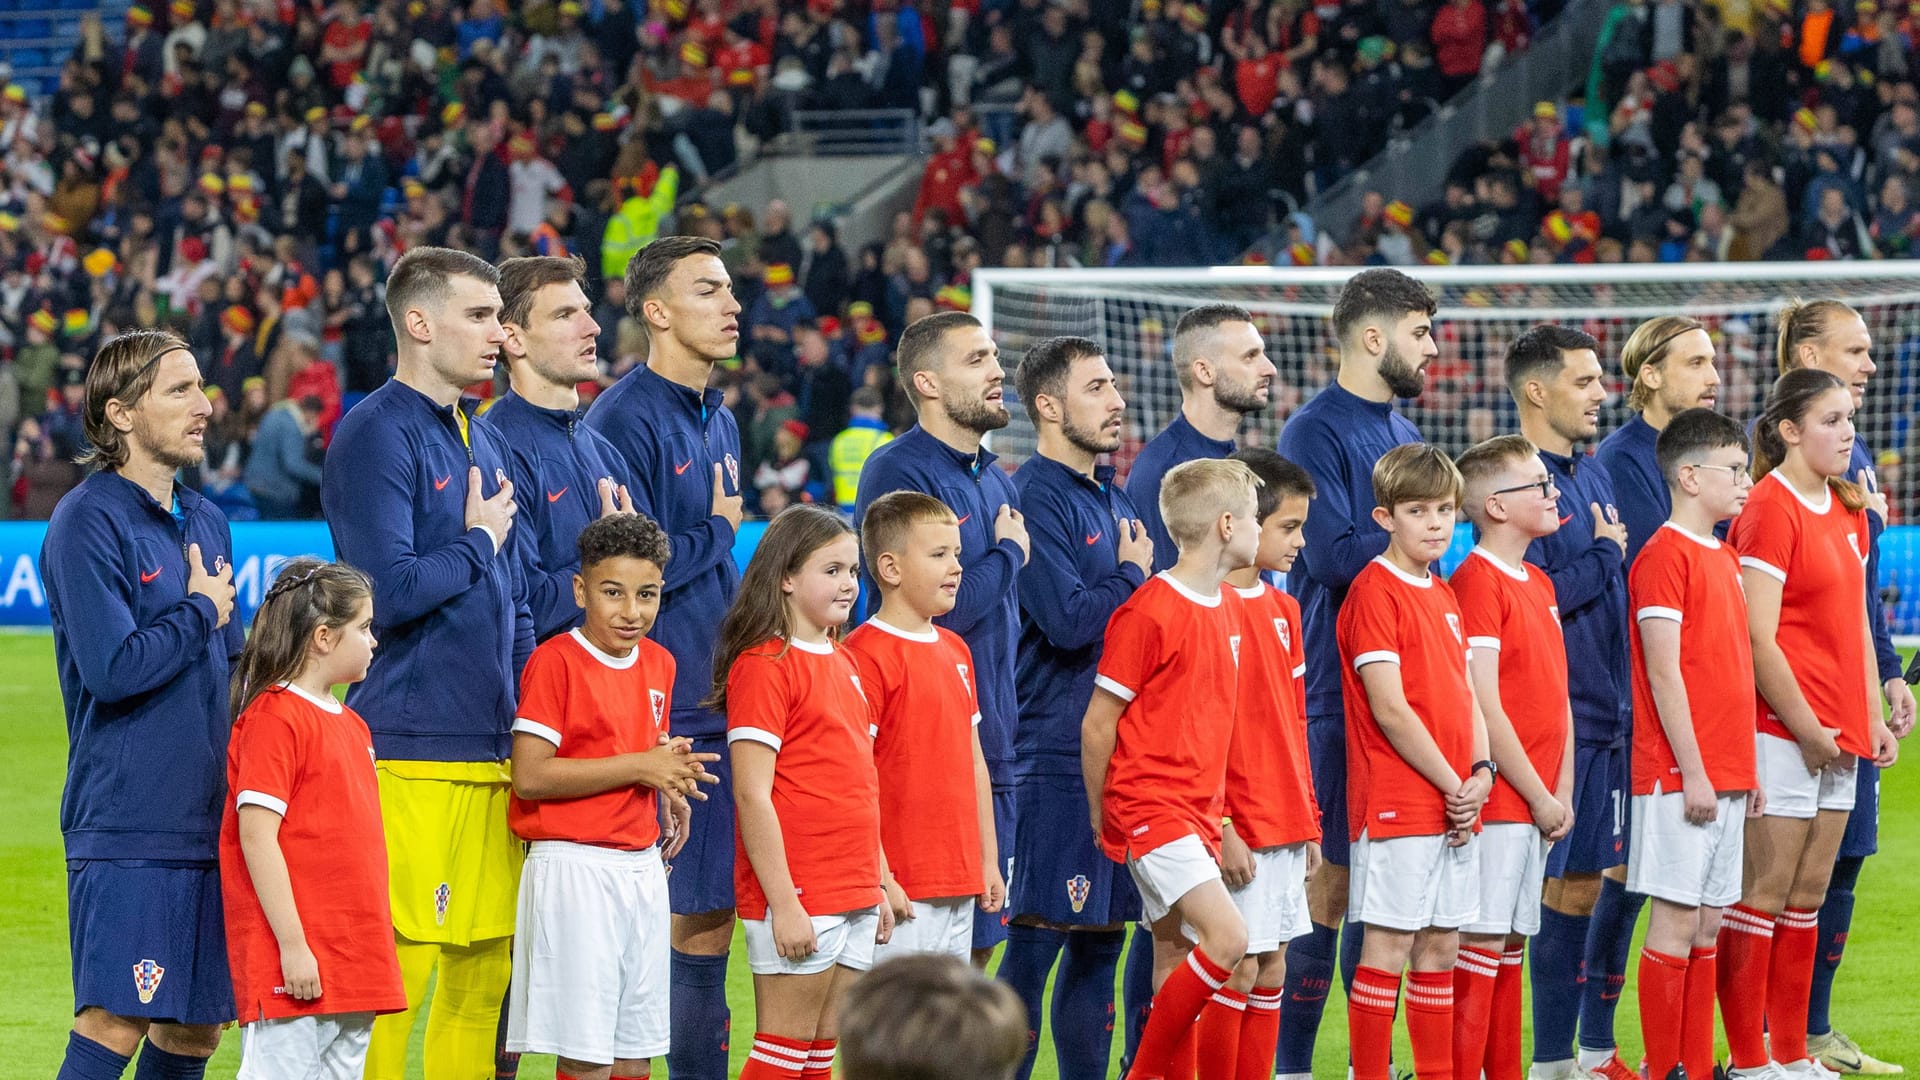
top-left (669, 734), bottom-right (736, 917)
top-left (1308, 716), bottom-right (1350, 867)
top-left (974, 785), bottom-right (1016, 950)
top-left (1839, 760), bottom-right (1880, 858)
top-left (1545, 743), bottom-right (1629, 878)
top-left (69, 860), bottom-right (234, 1024)
top-left (1009, 773), bottom-right (1141, 927)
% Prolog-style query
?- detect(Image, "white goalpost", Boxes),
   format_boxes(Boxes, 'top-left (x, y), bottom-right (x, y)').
top-left (974, 263), bottom-right (1920, 639)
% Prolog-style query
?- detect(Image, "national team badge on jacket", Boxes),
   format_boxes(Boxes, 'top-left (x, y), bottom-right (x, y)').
top-left (434, 882), bottom-right (451, 926)
top-left (132, 958), bottom-right (165, 1004)
top-left (1067, 874), bottom-right (1090, 913)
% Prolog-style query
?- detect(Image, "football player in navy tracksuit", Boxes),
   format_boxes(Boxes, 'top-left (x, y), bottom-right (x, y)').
top-left (321, 248), bottom-right (534, 1080)
top-left (1272, 269), bottom-right (1431, 1079)
top-left (852, 311), bottom-right (1030, 971)
top-left (1111, 302), bottom-right (1277, 1067)
top-left (1585, 317), bottom-right (1721, 1075)
top-left (484, 254), bottom-right (639, 643)
top-left (1503, 326), bottom-right (1639, 1080)
top-left (1003, 337), bottom-right (1153, 1080)
top-left (583, 236), bottom-right (745, 1080)
top-left (46, 330), bottom-right (241, 1080)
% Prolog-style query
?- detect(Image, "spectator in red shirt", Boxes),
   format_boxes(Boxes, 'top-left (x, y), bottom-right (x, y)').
top-left (320, 0), bottom-right (371, 91)
top-left (1431, 0), bottom-right (1489, 96)
top-left (1228, 32), bottom-right (1286, 117)
top-left (1518, 102), bottom-right (1571, 203)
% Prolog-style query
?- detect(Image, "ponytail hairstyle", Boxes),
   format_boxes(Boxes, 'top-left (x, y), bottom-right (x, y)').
top-left (1620, 315), bottom-right (1706, 413)
top-left (1775, 297), bottom-right (1860, 375)
top-left (230, 557), bottom-right (374, 722)
top-left (703, 504), bottom-right (856, 713)
top-left (1750, 368), bottom-right (1868, 511)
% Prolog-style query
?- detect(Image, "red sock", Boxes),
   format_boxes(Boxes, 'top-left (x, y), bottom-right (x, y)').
top-left (1483, 947), bottom-right (1526, 1080)
top-left (1238, 986), bottom-right (1284, 1080)
top-left (1638, 947), bottom-right (1690, 1079)
top-left (1769, 907), bottom-right (1820, 1064)
top-left (1348, 965), bottom-right (1402, 1080)
top-left (1170, 1023), bottom-right (1199, 1080)
top-left (1196, 988), bottom-right (1247, 1079)
top-left (1132, 948), bottom-right (1233, 1079)
top-left (1684, 947), bottom-right (1719, 1080)
top-left (1405, 969), bottom-right (1455, 1080)
top-left (1717, 904), bottom-right (1777, 1069)
top-left (802, 1038), bottom-right (837, 1079)
top-left (1452, 947), bottom-right (1501, 1080)
top-left (740, 1033), bottom-right (811, 1079)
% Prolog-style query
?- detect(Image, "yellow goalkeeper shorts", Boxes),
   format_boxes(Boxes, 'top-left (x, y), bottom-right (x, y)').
top-left (376, 760), bottom-right (524, 946)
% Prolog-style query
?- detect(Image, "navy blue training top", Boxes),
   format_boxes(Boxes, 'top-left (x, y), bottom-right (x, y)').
top-left (1123, 412), bottom-right (1235, 574)
top-left (1276, 382), bottom-right (1423, 719)
top-left (1012, 454), bottom-right (1149, 777)
top-left (483, 390), bottom-right (637, 642)
top-left (44, 474), bottom-right (245, 862)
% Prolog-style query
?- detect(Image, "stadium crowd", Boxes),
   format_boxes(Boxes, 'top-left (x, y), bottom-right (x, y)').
top-left (1351, 0), bottom-right (1920, 267)
top-left (15, 0), bottom-right (1589, 523)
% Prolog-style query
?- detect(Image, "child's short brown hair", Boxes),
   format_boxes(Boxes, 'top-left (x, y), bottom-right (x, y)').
top-left (1159, 457), bottom-right (1262, 550)
top-left (838, 955), bottom-right (1028, 1080)
top-left (859, 490), bottom-right (958, 573)
top-left (1372, 443), bottom-right (1464, 510)
top-left (1455, 434), bottom-right (1538, 524)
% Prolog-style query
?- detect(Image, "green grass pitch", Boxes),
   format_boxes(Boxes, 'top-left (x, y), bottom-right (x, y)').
top-left (3, 631), bottom-right (1917, 1076)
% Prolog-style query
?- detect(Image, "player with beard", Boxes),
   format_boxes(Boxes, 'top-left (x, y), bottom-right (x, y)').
top-left (999, 337), bottom-right (1154, 1080)
top-left (1271, 268), bottom-right (1434, 1080)
top-left (483, 255), bottom-right (639, 643)
top-left (582, 236), bottom-right (746, 1080)
top-left (321, 247), bottom-right (534, 1080)
top-left (1122, 304), bottom-right (1277, 576)
top-left (1503, 326), bottom-right (1637, 1080)
top-left (1595, 318), bottom-right (1722, 567)
top-left (1112, 303), bottom-right (1276, 1069)
top-left (44, 330), bottom-right (241, 1080)
top-left (852, 310), bottom-right (1030, 973)
top-left (1563, 317), bottom-right (1721, 1079)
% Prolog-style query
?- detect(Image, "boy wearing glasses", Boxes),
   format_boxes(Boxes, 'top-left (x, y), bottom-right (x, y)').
top-left (1626, 409), bottom-right (1760, 1080)
top-left (1448, 435), bottom-right (1577, 1080)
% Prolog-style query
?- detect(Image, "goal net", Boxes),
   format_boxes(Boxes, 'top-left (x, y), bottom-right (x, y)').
top-left (974, 264), bottom-right (1920, 635)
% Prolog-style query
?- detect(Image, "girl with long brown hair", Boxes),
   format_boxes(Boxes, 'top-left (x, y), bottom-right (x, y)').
top-left (1719, 370), bottom-right (1901, 1080)
top-left (708, 505), bottom-right (895, 1080)
top-left (219, 558), bottom-right (406, 1078)
top-left (1770, 299), bottom-right (1916, 1074)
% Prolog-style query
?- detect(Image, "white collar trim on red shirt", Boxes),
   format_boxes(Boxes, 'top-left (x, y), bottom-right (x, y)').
top-left (1765, 470), bottom-right (1833, 514)
top-left (1233, 582), bottom-right (1268, 600)
top-left (570, 628), bottom-right (639, 669)
top-left (276, 681), bottom-right (343, 714)
top-left (1371, 554), bottom-right (1434, 588)
top-left (1155, 571), bottom-right (1221, 606)
top-left (864, 617), bottom-right (940, 643)
top-left (785, 635), bottom-right (835, 655)
top-left (1659, 520), bottom-right (1722, 549)
top-left (1470, 546), bottom-right (1531, 582)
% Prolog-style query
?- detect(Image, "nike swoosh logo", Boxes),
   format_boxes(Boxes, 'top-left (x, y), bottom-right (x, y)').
top-left (1085, 532), bottom-right (1102, 544)
top-left (956, 513), bottom-right (971, 526)
top-left (140, 567), bottom-right (162, 584)
top-left (675, 459), bottom-right (693, 475)
top-left (547, 487), bottom-right (568, 503)
top-left (434, 474), bottom-right (452, 491)
top-left (1560, 514), bottom-right (1573, 525)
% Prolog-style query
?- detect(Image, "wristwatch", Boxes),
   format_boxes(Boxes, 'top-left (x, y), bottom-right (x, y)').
top-left (1471, 759), bottom-right (1499, 781)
